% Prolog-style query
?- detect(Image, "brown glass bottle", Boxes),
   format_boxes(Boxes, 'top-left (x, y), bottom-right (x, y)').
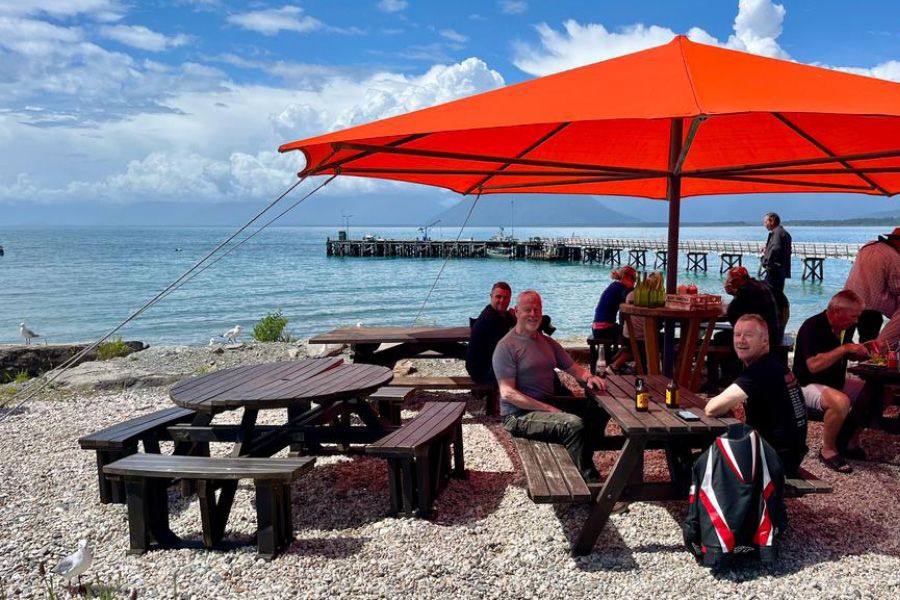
top-left (665, 379), bottom-right (679, 408)
top-left (635, 377), bottom-right (649, 412)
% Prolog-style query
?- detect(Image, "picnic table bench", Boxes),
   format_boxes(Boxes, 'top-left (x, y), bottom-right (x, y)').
top-left (103, 454), bottom-right (315, 559)
top-left (388, 375), bottom-right (499, 416)
top-left (78, 407), bottom-right (197, 504)
top-left (367, 401), bottom-right (466, 518)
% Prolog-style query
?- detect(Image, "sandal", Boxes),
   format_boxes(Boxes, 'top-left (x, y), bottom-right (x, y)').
top-left (844, 446), bottom-right (868, 461)
top-left (818, 451), bottom-right (852, 473)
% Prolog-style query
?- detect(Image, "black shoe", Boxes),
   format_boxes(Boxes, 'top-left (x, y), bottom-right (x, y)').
top-left (818, 451), bottom-right (852, 473)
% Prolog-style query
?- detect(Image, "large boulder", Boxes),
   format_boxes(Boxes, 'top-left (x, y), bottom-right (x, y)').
top-left (0, 341), bottom-right (146, 381)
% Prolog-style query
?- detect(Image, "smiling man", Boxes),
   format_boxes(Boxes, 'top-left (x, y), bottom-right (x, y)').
top-left (493, 290), bottom-right (609, 482)
top-left (704, 314), bottom-right (808, 477)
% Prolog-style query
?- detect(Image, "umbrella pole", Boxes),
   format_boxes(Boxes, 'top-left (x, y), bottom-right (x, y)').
top-left (662, 118), bottom-right (683, 378)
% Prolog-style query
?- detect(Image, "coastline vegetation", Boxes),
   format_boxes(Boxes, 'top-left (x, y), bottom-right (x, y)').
top-left (97, 338), bottom-right (133, 361)
top-left (252, 310), bottom-right (295, 343)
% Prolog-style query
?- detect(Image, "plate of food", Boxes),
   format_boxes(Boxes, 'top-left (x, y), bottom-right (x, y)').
top-left (860, 356), bottom-right (887, 368)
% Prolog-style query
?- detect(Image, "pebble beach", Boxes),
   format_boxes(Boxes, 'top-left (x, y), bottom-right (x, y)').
top-left (2, 343), bottom-right (900, 599)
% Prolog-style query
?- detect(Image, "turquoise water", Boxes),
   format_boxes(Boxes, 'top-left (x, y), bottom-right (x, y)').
top-left (0, 225), bottom-right (884, 345)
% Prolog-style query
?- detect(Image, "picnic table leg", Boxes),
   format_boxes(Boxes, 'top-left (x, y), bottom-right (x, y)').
top-left (691, 319), bottom-right (718, 392)
top-left (452, 422), bottom-right (466, 477)
top-left (644, 317), bottom-right (661, 375)
top-left (675, 318), bottom-right (701, 387)
top-left (198, 479), bottom-right (237, 548)
top-left (415, 447), bottom-right (434, 518)
top-left (622, 314), bottom-right (644, 375)
top-left (573, 436), bottom-right (647, 556)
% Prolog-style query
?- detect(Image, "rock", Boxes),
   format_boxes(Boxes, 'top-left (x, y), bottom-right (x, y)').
top-left (0, 341), bottom-right (146, 380)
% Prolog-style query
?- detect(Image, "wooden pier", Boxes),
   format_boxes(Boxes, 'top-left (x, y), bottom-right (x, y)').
top-left (326, 236), bottom-right (862, 282)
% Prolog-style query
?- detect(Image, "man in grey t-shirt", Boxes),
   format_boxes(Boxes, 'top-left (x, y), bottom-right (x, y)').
top-left (493, 290), bottom-right (610, 482)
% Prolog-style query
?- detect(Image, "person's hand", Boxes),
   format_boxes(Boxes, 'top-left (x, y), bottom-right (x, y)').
top-left (862, 339), bottom-right (885, 355)
top-left (585, 374), bottom-right (607, 391)
top-left (541, 403), bottom-right (562, 413)
top-left (843, 343), bottom-right (870, 360)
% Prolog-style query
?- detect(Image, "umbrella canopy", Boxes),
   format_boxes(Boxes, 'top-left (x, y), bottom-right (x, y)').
top-left (280, 36), bottom-right (900, 199)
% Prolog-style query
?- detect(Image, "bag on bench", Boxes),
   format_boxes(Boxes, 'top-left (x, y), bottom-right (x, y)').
top-left (682, 423), bottom-right (787, 568)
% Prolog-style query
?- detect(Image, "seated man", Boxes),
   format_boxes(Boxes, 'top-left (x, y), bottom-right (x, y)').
top-left (465, 281), bottom-right (515, 384)
top-left (793, 289), bottom-right (870, 472)
top-left (494, 290), bottom-right (609, 482)
top-left (704, 314), bottom-right (808, 477)
top-left (722, 266), bottom-right (781, 347)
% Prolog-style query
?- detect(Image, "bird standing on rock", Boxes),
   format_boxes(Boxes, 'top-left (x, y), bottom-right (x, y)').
top-left (52, 539), bottom-right (92, 592)
top-left (224, 325), bottom-right (242, 343)
top-left (19, 322), bottom-right (40, 345)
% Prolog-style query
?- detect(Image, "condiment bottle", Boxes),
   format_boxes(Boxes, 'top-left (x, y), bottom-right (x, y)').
top-left (635, 377), bottom-right (649, 412)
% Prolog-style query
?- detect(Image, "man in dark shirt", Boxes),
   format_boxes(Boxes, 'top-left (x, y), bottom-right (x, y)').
top-left (705, 314), bottom-right (808, 476)
top-left (793, 289), bottom-right (870, 472)
top-left (465, 282), bottom-right (516, 384)
top-left (762, 212), bottom-right (792, 293)
top-left (723, 266), bottom-right (782, 347)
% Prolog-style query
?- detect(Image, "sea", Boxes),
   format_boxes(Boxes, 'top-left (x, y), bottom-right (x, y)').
top-left (0, 225), bottom-right (886, 345)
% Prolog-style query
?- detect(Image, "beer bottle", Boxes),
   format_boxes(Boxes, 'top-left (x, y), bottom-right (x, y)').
top-left (665, 379), bottom-right (679, 408)
top-left (635, 377), bottom-right (649, 412)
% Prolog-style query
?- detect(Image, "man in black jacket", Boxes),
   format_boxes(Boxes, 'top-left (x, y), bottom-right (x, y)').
top-left (762, 212), bottom-right (792, 294)
top-left (465, 282), bottom-right (516, 384)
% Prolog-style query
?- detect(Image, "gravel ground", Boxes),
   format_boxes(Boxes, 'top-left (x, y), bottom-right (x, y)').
top-left (2, 344), bottom-right (900, 599)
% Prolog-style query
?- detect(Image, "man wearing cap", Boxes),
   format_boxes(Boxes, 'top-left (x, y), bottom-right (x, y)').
top-left (761, 212), bottom-right (792, 293)
top-left (844, 226), bottom-right (900, 343)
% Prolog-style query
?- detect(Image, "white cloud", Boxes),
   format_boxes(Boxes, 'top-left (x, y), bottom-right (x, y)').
top-left (377, 0), bottom-right (408, 13)
top-left (228, 5), bottom-right (322, 36)
top-left (512, 0), bottom-right (788, 76)
top-left (439, 28), bottom-right (468, 43)
top-left (0, 0), bottom-right (123, 19)
top-left (499, 1), bottom-right (527, 15)
top-left (99, 24), bottom-right (189, 52)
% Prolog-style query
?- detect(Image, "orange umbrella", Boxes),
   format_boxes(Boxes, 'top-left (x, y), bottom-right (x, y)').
top-left (280, 35), bottom-right (900, 370)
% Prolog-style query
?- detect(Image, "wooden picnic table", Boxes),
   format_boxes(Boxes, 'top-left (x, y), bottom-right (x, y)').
top-left (169, 358), bottom-right (395, 457)
top-left (308, 325), bottom-right (471, 366)
top-left (619, 304), bottom-right (723, 391)
top-left (572, 374), bottom-right (737, 555)
top-left (848, 363), bottom-right (900, 432)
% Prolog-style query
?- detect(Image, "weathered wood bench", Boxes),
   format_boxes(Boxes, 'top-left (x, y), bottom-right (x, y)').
top-left (784, 466), bottom-right (832, 497)
top-left (103, 454), bottom-right (315, 560)
top-left (388, 375), bottom-right (499, 416)
top-left (78, 407), bottom-right (196, 504)
top-left (367, 401), bottom-right (466, 518)
top-left (367, 386), bottom-right (415, 427)
top-left (513, 439), bottom-right (591, 503)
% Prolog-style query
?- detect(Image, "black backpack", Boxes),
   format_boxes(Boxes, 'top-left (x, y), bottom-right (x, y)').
top-left (683, 423), bottom-right (788, 568)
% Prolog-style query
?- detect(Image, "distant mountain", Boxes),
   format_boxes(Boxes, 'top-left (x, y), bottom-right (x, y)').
top-left (431, 194), bottom-right (642, 226)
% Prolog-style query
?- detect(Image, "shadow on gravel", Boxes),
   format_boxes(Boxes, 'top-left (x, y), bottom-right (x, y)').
top-left (288, 536), bottom-right (369, 558)
top-left (553, 504), bottom-right (638, 571)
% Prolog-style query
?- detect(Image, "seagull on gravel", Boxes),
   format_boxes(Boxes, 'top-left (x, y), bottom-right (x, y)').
top-left (52, 539), bottom-right (92, 591)
top-left (223, 324), bottom-right (242, 343)
top-left (19, 322), bottom-right (40, 345)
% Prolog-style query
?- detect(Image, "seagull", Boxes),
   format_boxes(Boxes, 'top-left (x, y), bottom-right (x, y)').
top-left (223, 324), bottom-right (242, 343)
top-left (19, 322), bottom-right (40, 345)
top-left (52, 539), bottom-right (92, 591)
top-left (209, 338), bottom-right (218, 346)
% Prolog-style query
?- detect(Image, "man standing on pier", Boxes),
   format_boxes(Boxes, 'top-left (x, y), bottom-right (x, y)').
top-left (762, 212), bottom-right (792, 293)
top-left (493, 290), bottom-right (609, 482)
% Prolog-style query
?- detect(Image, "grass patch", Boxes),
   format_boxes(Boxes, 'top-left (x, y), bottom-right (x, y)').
top-left (252, 310), bottom-right (295, 343)
top-left (96, 338), bottom-right (133, 361)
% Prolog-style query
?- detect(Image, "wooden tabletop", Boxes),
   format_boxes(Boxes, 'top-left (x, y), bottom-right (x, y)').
top-left (619, 304), bottom-right (723, 320)
top-left (849, 363), bottom-right (900, 383)
top-left (170, 358), bottom-right (393, 412)
top-left (308, 325), bottom-right (471, 345)
top-left (593, 374), bottom-right (737, 436)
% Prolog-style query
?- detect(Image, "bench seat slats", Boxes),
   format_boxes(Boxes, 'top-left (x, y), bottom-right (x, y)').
top-left (103, 454), bottom-right (314, 482)
top-left (514, 439), bottom-right (590, 503)
top-left (785, 466), bottom-right (832, 496)
top-left (78, 407), bottom-right (196, 449)
top-left (368, 402), bottom-right (465, 454)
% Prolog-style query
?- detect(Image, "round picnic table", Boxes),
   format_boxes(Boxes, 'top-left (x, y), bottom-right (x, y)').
top-left (619, 303), bottom-right (723, 391)
top-left (170, 358), bottom-right (394, 457)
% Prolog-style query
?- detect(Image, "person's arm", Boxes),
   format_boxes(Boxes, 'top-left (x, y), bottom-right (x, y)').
top-left (564, 362), bottom-right (607, 391)
top-left (497, 377), bottom-right (561, 413)
top-left (704, 383), bottom-right (748, 417)
top-left (806, 343), bottom-right (868, 373)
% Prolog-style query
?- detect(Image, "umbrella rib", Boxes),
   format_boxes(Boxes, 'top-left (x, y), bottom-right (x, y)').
top-left (308, 133), bottom-right (431, 175)
top-left (740, 166), bottom-right (900, 176)
top-left (462, 122), bottom-right (571, 195)
top-left (336, 167), bottom-right (629, 177)
top-left (673, 116), bottom-right (707, 174)
top-left (772, 113), bottom-right (890, 195)
top-left (480, 172), bottom-right (661, 192)
top-left (690, 173), bottom-right (874, 192)
top-left (329, 141), bottom-right (666, 177)
top-left (682, 148), bottom-right (900, 178)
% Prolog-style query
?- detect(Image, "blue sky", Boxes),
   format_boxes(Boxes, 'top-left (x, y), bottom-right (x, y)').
top-left (2, 0), bottom-right (900, 224)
